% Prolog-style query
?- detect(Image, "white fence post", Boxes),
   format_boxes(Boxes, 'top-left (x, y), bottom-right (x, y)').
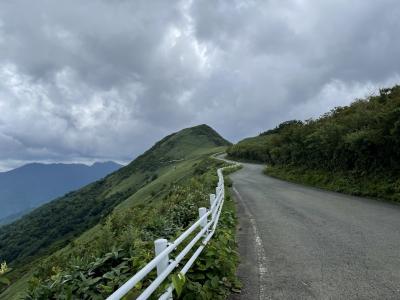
top-left (199, 207), bottom-right (208, 236)
top-left (209, 194), bottom-right (216, 211)
top-left (154, 239), bottom-right (169, 276)
top-left (199, 207), bottom-right (207, 228)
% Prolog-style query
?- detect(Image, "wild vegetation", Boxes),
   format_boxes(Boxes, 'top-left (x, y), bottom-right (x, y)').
top-left (227, 85), bottom-right (400, 201)
top-left (0, 181), bottom-right (135, 266)
top-left (0, 262), bottom-right (11, 286)
top-left (25, 158), bottom-right (239, 299)
top-left (0, 124), bottom-right (239, 299)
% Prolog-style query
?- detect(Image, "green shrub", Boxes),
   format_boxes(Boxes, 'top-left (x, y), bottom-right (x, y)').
top-left (265, 165), bottom-right (400, 202)
top-left (228, 85), bottom-right (400, 202)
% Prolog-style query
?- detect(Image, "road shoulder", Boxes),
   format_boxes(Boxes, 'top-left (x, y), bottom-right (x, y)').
top-left (229, 186), bottom-right (262, 300)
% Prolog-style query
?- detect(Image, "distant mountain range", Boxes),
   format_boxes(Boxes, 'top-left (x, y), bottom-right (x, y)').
top-left (0, 161), bottom-right (122, 224)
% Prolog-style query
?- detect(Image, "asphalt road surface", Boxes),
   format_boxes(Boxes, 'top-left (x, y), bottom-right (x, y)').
top-left (228, 161), bottom-right (400, 300)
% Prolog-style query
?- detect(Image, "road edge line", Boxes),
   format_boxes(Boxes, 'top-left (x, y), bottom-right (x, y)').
top-left (233, 186), bottom-right (269, 300)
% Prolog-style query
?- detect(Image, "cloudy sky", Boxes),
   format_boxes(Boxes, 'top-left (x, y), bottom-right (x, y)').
top-left (0, 0), bottom-right (399, 170)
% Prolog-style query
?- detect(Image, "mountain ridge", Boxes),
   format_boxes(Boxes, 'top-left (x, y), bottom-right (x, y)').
top-left (0, 161), bottom-right (122, 222)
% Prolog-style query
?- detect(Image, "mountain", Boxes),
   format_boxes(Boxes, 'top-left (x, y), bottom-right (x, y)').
top-left (0, 124), bottom-right (231, 299)
top-left (227, 85), bottom-right (400, 202)
top-left (0, 209), bottom-right (33, 226)
top-left (0, 161), bottom-right (122, 222)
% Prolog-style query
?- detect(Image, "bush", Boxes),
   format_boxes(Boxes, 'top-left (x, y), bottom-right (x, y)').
top-left (228, 85), bottom-right (400, 202)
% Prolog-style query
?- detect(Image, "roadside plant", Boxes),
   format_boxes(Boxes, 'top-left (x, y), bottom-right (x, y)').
top-left (0, 262), bottom-right (11, 286)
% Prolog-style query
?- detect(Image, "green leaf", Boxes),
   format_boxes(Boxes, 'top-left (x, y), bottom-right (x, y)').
top-left (0, 276), bottom-right (10, 285)
top-left (134, 281), bottom-right (142, 290)
top-left (172, 272), bottom-right (186, 297)
top-left (210, 276), bottom-right (219, 288)
top-left (231, 287), bottom-right (241, 293)
top-left (189, 273), bottom-right (205, 280)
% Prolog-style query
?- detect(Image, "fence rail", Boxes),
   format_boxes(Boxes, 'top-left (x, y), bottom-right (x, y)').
top-left (107, 163), bottom-right (237, 300)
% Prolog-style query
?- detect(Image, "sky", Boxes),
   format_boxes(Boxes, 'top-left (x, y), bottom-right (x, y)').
top-left (0, 0), bottom-right (399, 170)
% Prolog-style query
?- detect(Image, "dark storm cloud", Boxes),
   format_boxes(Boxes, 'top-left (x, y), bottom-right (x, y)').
top-left (0, 0), bottom-right (399, 170)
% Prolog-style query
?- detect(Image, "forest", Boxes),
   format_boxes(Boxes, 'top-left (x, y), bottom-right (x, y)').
top-left (227, 85), bottom-right (400, 201)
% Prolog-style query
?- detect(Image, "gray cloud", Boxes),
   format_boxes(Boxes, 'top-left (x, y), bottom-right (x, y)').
top-left (0, 0), bottom-right (399, 170)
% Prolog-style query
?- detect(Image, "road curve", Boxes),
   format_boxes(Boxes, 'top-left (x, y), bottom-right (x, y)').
top-left (228, 161), bottom-right (400, 300)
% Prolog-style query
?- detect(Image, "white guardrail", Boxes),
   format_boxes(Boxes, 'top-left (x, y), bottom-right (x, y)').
top-left (107, 163), bottom-right (237, 300)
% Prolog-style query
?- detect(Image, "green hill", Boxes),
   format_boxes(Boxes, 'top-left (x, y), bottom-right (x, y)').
top-left (227, 85), bottom-right (400, 202)
top-left (0, 124), bottom-right (236, 299)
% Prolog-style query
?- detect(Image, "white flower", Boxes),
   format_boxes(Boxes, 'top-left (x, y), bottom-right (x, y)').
top-left (0, 262), bottom-right (8, 275)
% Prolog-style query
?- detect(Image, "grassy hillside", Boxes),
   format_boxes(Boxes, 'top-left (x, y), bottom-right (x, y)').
top-left (0, 124), bottom-right (237, 299)
top-left (227, 85), bottom-right (400, 202)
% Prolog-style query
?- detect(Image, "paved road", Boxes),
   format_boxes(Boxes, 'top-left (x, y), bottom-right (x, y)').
top-left (229, 162), bottom-right (400, 300)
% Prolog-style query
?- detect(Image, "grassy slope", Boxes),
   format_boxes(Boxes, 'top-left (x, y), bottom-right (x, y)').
top-left (1, 125), bottom-right (233, 299)
top-left (1, 154), bottom-right (221, 300)
top-left (4, 155), bottom-right (239, 299)
top-left (73, 148), bottom-right (226, 249)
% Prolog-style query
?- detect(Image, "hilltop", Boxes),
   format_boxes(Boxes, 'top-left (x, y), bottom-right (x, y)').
top-left (119, 124), bottom-right (230, 174)
top-left (0, 124), bottom-right (233, 299)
